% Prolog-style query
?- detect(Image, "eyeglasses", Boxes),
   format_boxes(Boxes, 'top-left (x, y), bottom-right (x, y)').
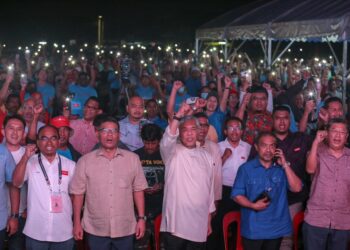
top-left (329, 129), bottom-right (348, 136)
top-left (199, 123), bottom-right (209, 128)
top-left (38, 136), bottom-right (59, 142)
top-left (226, 126), bottom-right (242, 132)
top-left (98, 128), bottom-right (119, 135)
top-left (85, 105), bottom-right (99, 110)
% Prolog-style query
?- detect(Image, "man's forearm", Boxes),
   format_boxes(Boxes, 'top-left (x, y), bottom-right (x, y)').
top-left (8, 184), bottom-right (20, 214)
top-left (133, 191), bottom-right (145, 217)
top-left (72, 194), bottom-right (84, 225)
top-left (283, 163), bottom-right (302, 192)
top-left (306, 142), bottom-right (319, 174)
top-left (12, 154), bottom-right (29, 188)
top-left (233, 195), bottom-right (253, 209)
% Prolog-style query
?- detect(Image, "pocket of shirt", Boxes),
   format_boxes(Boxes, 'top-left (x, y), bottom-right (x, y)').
top-left (271, 176), bottom-right (282, 186)
top-left (247, 178), bottom-right (263, 185)
top-left (118, 178), bottom-right (131, 189)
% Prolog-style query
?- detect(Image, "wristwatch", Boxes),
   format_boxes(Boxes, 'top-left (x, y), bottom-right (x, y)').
top-left (137, 215), bottom-right (147, 221)
top-left (283, 161), bottom-right (291, 170)
top-left (10, 213), bottom-right (19, 219)
top-left (173, 113), bottom-right (182, 121)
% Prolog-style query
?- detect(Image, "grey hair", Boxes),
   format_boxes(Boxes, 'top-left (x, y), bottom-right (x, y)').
top-left (179, 115), bottom-right (200, 129)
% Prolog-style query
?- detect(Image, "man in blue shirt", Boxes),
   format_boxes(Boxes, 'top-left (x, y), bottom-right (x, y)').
top-left (232, 132), bottom-right (302, 250)
top-left (0, 144), bottom-right (19, 250)
top-left (185, 67), bottom-right (202, 97)
top-left (68, 72), bottom-right (98, 118)
top-left (36, 69), bottom-right (55, 114)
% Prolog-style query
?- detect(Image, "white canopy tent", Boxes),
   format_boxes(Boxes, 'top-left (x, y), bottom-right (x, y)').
top-left (196, 0), bottom-right (350, 105)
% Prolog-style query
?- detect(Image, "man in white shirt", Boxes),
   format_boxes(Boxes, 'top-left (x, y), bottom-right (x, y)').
top-left (208, 116), bottom-right (251, 250)
top-left (160, 103), bottom-right (215, 250)
top-left (12, 125), bottom-right (76, 250)
top-left (3, 115), bottom-right (28, 250)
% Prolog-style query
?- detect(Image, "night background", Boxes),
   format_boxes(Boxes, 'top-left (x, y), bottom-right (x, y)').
top-left (0, 1), bottom-right (256, 45)
top-left (0, 0), bottom-right (343, 59)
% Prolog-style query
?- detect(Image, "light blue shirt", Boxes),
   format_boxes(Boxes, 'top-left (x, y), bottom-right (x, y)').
top-left (68, 84), bottom-right (98, 117)
top-left (36, 83), bottom-right (55, 113)
top-left (57, 148), bottom-right (73, 161)
top-left (119, 117), bottom-right (144, 151)
top-left (0, 144), bottom-right (16, 230)
top-left (135, 85), bottom-right (156, 100)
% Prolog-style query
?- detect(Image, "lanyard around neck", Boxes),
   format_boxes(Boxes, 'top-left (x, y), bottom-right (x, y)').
top-left (38, 153), bottom-right (62, 193)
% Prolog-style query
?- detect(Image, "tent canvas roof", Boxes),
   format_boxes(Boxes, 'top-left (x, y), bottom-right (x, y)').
top-left (196, 0), bottom-right (350, 42)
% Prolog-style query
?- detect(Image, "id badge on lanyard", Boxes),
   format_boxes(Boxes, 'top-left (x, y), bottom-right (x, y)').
top-left (50, 192), bottom-right (63, 213)
top-left (38, 154), bottom-right (64, 214)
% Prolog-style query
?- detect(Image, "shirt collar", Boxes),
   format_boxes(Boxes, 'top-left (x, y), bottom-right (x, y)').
top-left (39, 153), bottom-right (59, 165)
top-left (252, 157), bottom-right (278, 169)
top-left (224, 139), bottom-right (245, 148)
top-left (96, 148), bottom-right (124, 158)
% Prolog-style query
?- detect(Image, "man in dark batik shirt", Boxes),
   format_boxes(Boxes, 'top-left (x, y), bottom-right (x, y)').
top-left (134, 123), bottom-right (164, 250)
top-left (236, 86), bottom-right (273, 145)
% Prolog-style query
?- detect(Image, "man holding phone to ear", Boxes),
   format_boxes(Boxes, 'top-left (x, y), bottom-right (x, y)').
top-left (232, 132), bottom-right (302, 250)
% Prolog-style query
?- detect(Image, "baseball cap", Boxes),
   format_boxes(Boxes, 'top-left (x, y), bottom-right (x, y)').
top-left (50, 116), bottom-right (71, 129)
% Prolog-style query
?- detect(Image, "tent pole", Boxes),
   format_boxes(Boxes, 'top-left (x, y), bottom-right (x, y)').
top-left (224, 39), bottom-right (228, 60)
top-left (228, 40), bottom-right (246, 59)
top-left (342, 40), bottom-right (347, 110)
top-left (268, 38), bottom-right (272, 69)
top-left (327, 40), bottom-right (342, 71)
top-left (195, 38), bottom-right (199, 58)
top-left (260, 39), bottom-right (267, 68)
top-left (271, 40), bottom-right (295, 66)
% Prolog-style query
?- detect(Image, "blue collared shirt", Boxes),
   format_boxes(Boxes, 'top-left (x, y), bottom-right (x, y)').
top-left (231, 157), bottom-right (292, 239)
top-left (208, 109), bottom-right (226, 142)
top-left (119, 117), bottom-right (144, 151)
top-left (0, 144), bottom-right (16, 230)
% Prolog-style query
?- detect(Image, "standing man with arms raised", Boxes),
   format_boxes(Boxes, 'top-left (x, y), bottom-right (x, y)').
top-left (12, 125), bottom-right (76, 250)
top-left (303, 118), bottom-right (350, 250)
top-left (160, 103), bottom-right (215, 250)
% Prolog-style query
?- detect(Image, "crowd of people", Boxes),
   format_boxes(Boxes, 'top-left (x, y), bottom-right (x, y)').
top-left (0, 41), bottom-right (349, 250)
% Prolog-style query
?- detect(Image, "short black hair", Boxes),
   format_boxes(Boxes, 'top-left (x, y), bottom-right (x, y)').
top-left (3, 114), bottom-right (26, 129)
top-left (273, 105), bottom-right (290, 115)
top-left (324, 97), bottom-right (342, 109)
top-left (193, 112), bottom-right (208, 120)
top-left (249, 85), bottom-right (268, 97)
top-left (225, 116), bottom-right (244, 130)
top-left (140, 123), bottom-right (162, 141)
top-left (84, 96), bottom-right (100, 107)
top-left (6, 94), bottom-right (21, 105)
top-left (93, 114), bottom-right (119, 131)
top-left (145, 99), bottom-right (157, 107)
top-left (327, 118), bottom-right (348, 131)
top-left (37, 125), bottom-right (59, 138)
top-left (254, 131), bottom-right (277, 145)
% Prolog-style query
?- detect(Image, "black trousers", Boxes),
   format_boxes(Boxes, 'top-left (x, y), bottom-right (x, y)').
top-left (163, 232), bottom-right (206, 250)
top-left (207, 185), bottom-right (240, 250)
top-left (242, 237), bottom-right (282, 250)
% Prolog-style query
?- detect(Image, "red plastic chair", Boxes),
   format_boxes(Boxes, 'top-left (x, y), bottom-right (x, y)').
top-left (293, 211), bottom-right (304, 250)
top-left (223, 211), bottom-right (243, 250)
top-left (154, 214), bottom-right (162, 250)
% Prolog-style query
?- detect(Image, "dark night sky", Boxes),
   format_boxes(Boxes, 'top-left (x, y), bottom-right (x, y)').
top-left (0, 0), bottom-right (258, 46)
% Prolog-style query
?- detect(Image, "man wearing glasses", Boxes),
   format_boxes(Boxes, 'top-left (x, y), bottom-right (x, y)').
top-left (12, 125), bottom-right (76, 250)
top-left (69, 97), bottom-right (101, 155)
top-left (303, 118), bottom-right (350, 250)
top-left (208, 116), bottom-right (251, 250)
top-left (70, 116), bottom-right (148, 250)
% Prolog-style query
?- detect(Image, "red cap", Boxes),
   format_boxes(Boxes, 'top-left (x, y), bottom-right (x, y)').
top-left (50, 116), bottom-right (71, 129)
top-left (230, 88), bottom-right (238, 96)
